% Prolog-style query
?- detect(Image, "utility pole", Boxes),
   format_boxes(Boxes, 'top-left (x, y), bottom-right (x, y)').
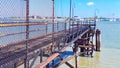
top-left (51, 0), bottom-right (54, 53)
top-left (69, 0), bottom-right (72, 32)
top-left (52, 0), bottom-right (55, 66)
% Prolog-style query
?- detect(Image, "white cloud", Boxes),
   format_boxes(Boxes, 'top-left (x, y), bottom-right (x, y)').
top-left (87, 2), bottom-right (94, 6)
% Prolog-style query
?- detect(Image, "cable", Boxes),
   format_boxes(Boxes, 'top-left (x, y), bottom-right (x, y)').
top-left (60, 0), bottom-right (63, 17)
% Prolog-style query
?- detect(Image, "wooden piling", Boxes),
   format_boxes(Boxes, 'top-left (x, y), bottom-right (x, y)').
top-left (14, 63), bottom-right (17, 68)
top-left (95, 29), bottom-right (101, 51)
top-left (40, 49), bottom-right (43, 63)
top-left (74, 41), bottom-right (79, 68)
top-left (24, 60), bottom-right (29, 68)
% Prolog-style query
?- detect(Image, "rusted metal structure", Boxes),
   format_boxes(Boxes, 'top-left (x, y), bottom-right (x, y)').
top-left (0, 0), bottom-right (101, 68)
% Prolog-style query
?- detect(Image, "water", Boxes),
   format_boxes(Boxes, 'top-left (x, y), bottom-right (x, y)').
top-left (94, 21), bottom-right (120, 68)
top-left (97, 21), bottom-right (120, 49)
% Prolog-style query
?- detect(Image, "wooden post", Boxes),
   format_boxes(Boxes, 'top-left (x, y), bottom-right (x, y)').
top-left (75, 54), bottom-right (78, 68)
top-left (86, 33), bottom-right (90, 55)
top-left (78, 39), bottom-right (85, 56)
top-left (46, 64), bottom-right (49, 68)
top-left (24, 60), bottom-right (29, 68)
top-left (57, 22), bottom-right (59, 31)
top-left (40, 49), bottom-right (43, 63)
top-left (74, 42), bottom-right (78, 68)
top-left (46, 24), bottom-right (48, 35)
top-left (14, 63), bottom-right (17, 68)
top-left (95, 29), bottom-right (101, 51)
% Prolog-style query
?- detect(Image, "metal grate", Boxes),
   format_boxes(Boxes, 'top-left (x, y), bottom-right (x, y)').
top-left (0, 0), bottom-right (26, 46)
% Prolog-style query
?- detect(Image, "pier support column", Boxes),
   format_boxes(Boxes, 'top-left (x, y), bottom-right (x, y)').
top-left (24, 59), bottom-right (29, 68)
top-left (95, 29), bottom-right (101, 51)
top-left (40, 49), bottom-right (43, 63)
top-left (14, 63), bottom-right (17, 68)
top-left (74, 42), bottom-right (79, 68)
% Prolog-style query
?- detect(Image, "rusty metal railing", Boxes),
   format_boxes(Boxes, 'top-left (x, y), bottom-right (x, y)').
top-left (0, 22), bottom-right (66, 46)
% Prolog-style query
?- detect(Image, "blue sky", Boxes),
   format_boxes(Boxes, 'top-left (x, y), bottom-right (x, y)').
top-left (30, 0), bottom-right (52, 17)
top-left (54, 0), bottom-right (120, 18)
top-left (1, 0), bottom-right (120, 18)
top-left (0, 0), bottom-right (26, 18)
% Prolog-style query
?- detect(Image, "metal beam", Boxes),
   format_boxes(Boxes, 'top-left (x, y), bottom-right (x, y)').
top-left (53, 55), bottom-right (74, 67)
top-left (35, 46), bottom-right (68, 68)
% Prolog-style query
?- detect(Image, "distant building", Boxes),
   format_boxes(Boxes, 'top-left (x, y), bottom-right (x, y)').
top-left (30, 16), bottom-right (41, 19)
top-left (73, 16), bottom-right (81, 21)
top-left (115, 18), bottom-right (120, 22)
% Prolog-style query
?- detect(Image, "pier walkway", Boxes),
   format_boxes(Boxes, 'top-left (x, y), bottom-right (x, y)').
top-left (0, 0), bottom-right (101, 68)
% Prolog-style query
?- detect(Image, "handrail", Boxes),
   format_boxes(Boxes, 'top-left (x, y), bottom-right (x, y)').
top-left (0, 22), bottom-right (65, 37)
top-left (0, 29), bottom-right (66, 48)
top-left (0, 22), bottom-right (50, 27)
top-left (0, 29), bottom-right (45, 37)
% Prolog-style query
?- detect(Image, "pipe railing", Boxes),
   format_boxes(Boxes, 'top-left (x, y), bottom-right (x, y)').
top-left (0, 19), bottom-right (95, 46)
top-left (0, 22), bottom-right (66, 46)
